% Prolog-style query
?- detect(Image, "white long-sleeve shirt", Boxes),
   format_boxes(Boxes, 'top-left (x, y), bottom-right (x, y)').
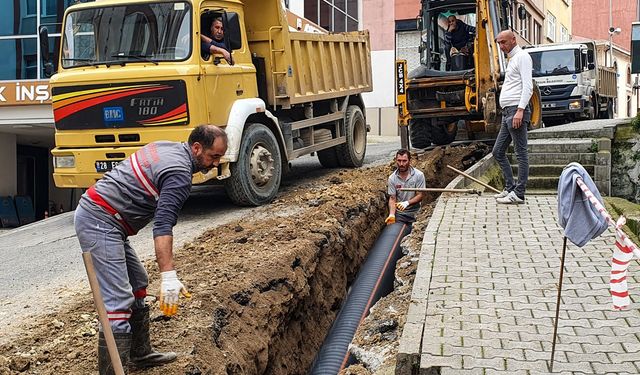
top-left (498, 45), bottom-right (533, 109)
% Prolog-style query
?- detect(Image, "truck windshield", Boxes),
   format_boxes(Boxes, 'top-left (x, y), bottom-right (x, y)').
top-left (62, 2), bottom-right (191, 68)
top-left (530, 49), bottom-right (581, 77)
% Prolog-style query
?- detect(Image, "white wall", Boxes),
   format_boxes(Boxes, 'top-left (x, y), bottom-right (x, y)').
top-left (362, 50), bottom-right (395, 108)
top-left (0, 134), bottom-right (17, 196)
top-left (287, 0), bottom-right (304, 17)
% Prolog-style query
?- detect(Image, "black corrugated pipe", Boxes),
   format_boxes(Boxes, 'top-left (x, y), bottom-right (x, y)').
top-left (309, 222), bottom-right (410, 374)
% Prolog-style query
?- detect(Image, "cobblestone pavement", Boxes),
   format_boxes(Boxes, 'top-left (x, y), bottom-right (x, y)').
top-left (413, 194), bottom-right (640, 374)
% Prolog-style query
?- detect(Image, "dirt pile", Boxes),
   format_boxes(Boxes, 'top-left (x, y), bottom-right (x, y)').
top-left (0, 143), bottom-right (488, 375)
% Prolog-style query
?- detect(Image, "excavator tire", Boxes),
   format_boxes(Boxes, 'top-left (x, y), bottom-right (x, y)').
top-left (409, 120), bottom-right (432, 149)
top-left (430, 121), bottom-right (458, 145)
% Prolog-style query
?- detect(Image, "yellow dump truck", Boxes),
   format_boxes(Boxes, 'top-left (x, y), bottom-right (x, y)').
top-left (46, 0), bottom-right (372, 205)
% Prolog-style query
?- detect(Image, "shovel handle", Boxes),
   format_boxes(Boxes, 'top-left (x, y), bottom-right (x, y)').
top-left (446, 165), bottom-right (502, 194)
top-left (83, 252), bottom-right (125, 375)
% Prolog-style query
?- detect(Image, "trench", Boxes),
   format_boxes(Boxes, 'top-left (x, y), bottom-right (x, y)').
top-left (211, 145), bottom-right (489, 375)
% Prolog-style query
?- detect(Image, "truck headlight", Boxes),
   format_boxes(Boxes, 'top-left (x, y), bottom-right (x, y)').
top-left (54, 155), bottom-right (75, 168)
top-left (569, 101), bottom-right (582, 109)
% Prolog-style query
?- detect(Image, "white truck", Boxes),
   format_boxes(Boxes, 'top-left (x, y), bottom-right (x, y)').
top-left (526, 41), bottom-right (616, 124)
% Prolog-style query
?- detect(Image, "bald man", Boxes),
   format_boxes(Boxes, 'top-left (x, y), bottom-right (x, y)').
top-left (492, 30), bottom-right (533, 205)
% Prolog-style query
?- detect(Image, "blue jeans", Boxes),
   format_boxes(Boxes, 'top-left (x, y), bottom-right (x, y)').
top-left (492, 106), bottom-right (530, 199)
top-left (75, 204), bottom-right (148, 332)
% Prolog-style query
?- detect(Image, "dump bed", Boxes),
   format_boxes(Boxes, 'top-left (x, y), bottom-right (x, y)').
top-left (597, 67), bottom-right (617, 98)
top-left (244, 0), bottom-right (372, 108)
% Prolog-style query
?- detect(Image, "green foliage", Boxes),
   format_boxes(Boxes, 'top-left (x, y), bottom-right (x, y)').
top-left (632, 112), bottom-right (640, 133)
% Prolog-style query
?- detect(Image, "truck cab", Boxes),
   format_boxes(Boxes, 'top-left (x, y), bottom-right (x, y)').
top-left (526, 41), bottom-right (616, 124)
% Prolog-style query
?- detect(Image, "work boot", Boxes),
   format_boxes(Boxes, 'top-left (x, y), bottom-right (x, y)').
top-left (129, 305), bottom-right (177, 368)
top-left (98, 331), bottom-right (131, 375)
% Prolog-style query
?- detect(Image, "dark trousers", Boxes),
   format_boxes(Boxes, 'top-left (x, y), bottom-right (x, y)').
top-left (492, 105), bottom-right (530, 198)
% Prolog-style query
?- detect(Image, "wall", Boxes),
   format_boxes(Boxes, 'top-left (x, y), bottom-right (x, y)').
top-left (572, 0), bottom-right (636, 50)
top-left (0, 134), bottom-right (17, 196)
top-left (396, 31), bottom-right (421, 72)
top-left (394, 0), bottom-right (420, 21)
top-left (362, 0), bottom-right (396, 135)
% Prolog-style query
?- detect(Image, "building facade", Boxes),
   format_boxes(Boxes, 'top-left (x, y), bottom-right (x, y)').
top-left (0, 0), bottom-right (88, 221)
top-left (544, 0), bottom-right (571, 44)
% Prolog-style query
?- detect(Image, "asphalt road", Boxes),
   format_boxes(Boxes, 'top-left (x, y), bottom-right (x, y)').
top-left (0, 136), bottom-right (400, 344)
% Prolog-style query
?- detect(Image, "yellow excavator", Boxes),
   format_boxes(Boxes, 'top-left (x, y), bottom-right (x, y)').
top-left (397, 0), bottom-right (542, 148)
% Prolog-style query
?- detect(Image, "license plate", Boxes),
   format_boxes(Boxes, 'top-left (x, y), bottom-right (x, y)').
top-left (542, 103), bottom-right (556, 108)
top-left (95, 160), bottom-right (122, 172)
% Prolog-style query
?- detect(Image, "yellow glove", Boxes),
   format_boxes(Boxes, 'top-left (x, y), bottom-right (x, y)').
top-left (396, 201), bottom-right (410, 211)
top-left (159, 270), bottom-right (191, 316)
top-left (385, 214), bottom-right (396, 225)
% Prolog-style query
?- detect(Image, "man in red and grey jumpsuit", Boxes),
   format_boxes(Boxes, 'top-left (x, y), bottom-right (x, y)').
top-left (74, 125), bottom-right (227, 374)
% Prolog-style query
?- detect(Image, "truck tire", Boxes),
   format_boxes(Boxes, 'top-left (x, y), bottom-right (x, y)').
top-left (225, 123), bottom-right (282, 206)
top-left (599, 99), bottom-right (613, 119)
top-left (337, 105), bottom-right (367, 167)
top-left (316, 129), bottom-right (340, 167)
top-left (409, 120), bottom-right (431, 149)
top-left (318, 148), bottom-right (340, 167)
top-left (589, 95), bottom-right (598, 120)
top-left (430, 121), bottom-right (458, 145)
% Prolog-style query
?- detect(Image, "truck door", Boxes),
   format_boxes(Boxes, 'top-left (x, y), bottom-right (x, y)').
top-left (200, 7), bottom-right (247, 125)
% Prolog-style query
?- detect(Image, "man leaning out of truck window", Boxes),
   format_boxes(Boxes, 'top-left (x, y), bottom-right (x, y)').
top-left (200, 17), bottom-right (231, 63)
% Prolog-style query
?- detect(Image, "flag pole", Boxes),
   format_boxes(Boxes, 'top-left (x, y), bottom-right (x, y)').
top-left (549, 236), bottom-right (568, 372)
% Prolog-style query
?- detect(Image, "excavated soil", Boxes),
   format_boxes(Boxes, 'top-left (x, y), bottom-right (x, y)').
top-left (0, 143), bottom-right (489, 375)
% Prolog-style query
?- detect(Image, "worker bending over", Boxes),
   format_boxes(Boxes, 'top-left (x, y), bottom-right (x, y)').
top-left (74, 125), bottom-right (227, 374)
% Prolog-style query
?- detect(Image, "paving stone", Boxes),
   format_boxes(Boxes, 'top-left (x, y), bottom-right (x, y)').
top-left (405, 192), bottom-right (640, 373)
top-left (591, 362), bottom-right (640, 373)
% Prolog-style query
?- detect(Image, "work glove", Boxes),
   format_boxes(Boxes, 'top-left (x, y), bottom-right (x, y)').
top-left (385, 214), bottom-right (396, 225)
top-left (396, 201), bottom-right (410, 211)
top-left (159, 270), bottom-right (190, 317)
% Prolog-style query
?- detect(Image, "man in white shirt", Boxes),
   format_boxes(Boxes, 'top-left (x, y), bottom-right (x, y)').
top-left (492, 30), bottom-right (533, 204)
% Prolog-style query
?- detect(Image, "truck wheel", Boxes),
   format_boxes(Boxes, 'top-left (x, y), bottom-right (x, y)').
top-left (318, 148), bottom-right (340, 167)
top-left (225, 123), bottom-right (282, 206)
top-left (409, 119), bottom-right (431, 149)
top-left (589, 95), bottom-right (598, 120)
top-left (600, 100), bottom-right (613, 119)
top-left (430, 121), bottom-right (458, 145)
top-left (337, 105), bottom-right (367, 167)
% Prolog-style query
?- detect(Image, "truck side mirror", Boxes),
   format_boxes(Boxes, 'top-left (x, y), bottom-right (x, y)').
top-left (225, 12), bottom-right (242, 51)
top-left (39, 26), bottom-right (55, 78)
top-left (588, 62), bottom-right (596, 70)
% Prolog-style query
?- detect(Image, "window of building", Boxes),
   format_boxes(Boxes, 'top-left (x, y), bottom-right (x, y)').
top-left (304, 0), bottom-right (359, 32)
top-left (0, 0), bottom-right (93, 80)
top-left (560, 25), bottom-right (569, 42)
top-left (546, 12), bottom-right (556, 42)
top-left (533, 21), bottom-right (542, 45)
top-left (519, 11), bottom-right (531, 41)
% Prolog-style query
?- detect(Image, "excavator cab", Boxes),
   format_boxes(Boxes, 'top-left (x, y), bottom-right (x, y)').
top-left (398, 0), bottom-right (542, 149)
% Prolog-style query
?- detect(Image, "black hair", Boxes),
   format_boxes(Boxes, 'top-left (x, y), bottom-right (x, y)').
top-left (188, 125), bottom-right (227, 149)
top-left (396, 148), bottom-right (411, 160)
